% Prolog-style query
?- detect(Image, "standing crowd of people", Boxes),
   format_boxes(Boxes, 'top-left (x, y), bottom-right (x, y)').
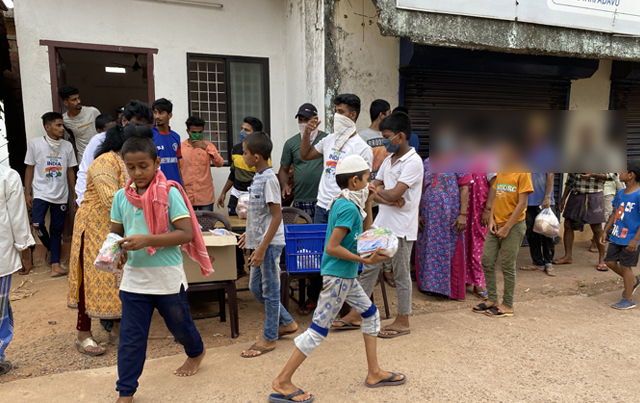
top-left (0, 86), bottom-right (638, 403)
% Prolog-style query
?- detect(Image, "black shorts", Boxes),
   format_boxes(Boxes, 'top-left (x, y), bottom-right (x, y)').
top-left (605, 243), bottom-right (640, 267)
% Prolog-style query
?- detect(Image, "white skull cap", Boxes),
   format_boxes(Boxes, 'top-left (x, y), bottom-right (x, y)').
top-left (335, 155), bottom-right (370, 175)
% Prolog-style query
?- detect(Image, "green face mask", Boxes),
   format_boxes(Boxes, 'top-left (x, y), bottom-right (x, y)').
top-left (190, 132), bottom-right (204, 141)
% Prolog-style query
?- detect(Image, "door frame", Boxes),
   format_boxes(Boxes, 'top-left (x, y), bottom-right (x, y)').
top-left (40, 40), bottom-right (158, 112)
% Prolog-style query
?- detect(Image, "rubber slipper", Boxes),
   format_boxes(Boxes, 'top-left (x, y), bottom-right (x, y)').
top-left (553, 259), bottom-right (572, 265)
top-left (597, 264), bottom-right (609, 272)
top-left (0, 360), bottom-right (12, 376)
top-left (377, 326), bottom-right (410, 339)
top-left (365, 372), bottom-right (406, 388)
top-left (331, 319), bottom-right (360, 330)
top-left (384, 275), bottom-right (397, 288)
top-left (241, 343), bottom-right (275, 358)
top-left (76, 337), bottom-right (106, 356)
top-left (268, 388), bottom-right (314, 403)
top-left (472, 302), bottom-right (494, 313)
top-left (473, 291), bottom-right (488, 301)
top-left (485, 307), bottom-right (514, 318)
top-left (545, 267), bottom-right (557, 277)
top-left (51, 269), bottom-right (69, 278)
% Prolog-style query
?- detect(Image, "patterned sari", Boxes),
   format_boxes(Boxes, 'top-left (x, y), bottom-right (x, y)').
top-left (463, 174), bottom-right (493, 288)
top-left (67, 151), bottom-right (128, 318)
top-left (416, 159), bottom-right (472, 298)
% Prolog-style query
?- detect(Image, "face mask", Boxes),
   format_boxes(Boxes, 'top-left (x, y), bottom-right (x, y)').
top-left (190, 132), bottom-right (204, 141)
top-left (44, 134), bottom-right (62, 155)
top-left (333, 113), bottom-right (357, 150)
top-left (327, 186), bottom-right (370, 220)
top-left (239, 130), bottom-right (249, 143)
top-left (382, 134), bottom-right (400, 153)
top-left (299, 123), bottom-right (319, 143)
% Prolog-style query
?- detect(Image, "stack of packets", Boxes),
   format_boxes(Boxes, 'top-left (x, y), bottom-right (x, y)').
top-left (94, 233), bottom-right (125, 273)
top-left (357, 227), bottom-right (398, 258)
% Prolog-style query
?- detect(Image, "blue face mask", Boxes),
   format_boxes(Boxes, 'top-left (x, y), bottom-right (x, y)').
top-left (382, 134), bottom-right (400, 153)
top-left (239, 130), bottom-right (249, 143)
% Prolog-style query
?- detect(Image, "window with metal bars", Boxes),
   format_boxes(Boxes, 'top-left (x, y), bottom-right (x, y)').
top-left (187, 54), bottom-right (270, 164)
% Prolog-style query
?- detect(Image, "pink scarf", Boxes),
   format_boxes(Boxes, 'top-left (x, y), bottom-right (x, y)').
top-left (124, 169), bottom-right (214, 277)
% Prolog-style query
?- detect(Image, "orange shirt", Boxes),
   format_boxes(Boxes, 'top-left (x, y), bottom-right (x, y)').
top-left (179, 140), bottom-right (224, 207)
top-left (493, 173), bottom-right (533, 226)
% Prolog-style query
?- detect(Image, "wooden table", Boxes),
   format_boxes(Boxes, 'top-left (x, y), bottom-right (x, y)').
top-left (227, 216), bottom-right (307, 233)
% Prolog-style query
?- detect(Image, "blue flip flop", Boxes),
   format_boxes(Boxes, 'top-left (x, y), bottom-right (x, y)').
top-left (269, 388), bottom-right (314, 403)
top-left (364, 372), bottom-right (407, 388)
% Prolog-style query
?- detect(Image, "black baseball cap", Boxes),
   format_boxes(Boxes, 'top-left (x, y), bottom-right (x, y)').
top-left (295, 103), bottom-right (318, 119)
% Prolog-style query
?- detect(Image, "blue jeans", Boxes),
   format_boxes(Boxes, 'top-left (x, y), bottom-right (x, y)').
top-left (249, 244), bottom-right (293, 341)
top-left (116, 286), bottom-right (204, 397)
top-left (0, 274), bottom-right (13, 361)
top-left (314, 206), bottom-right (329, 224)
top-left (31, 198), bottom-right (67, 264)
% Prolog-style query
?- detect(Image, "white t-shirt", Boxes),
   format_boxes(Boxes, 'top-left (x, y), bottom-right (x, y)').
top-left (374, 148), bottom-right (424, 241)
top-left (315, 133), bottom-right (373, 209)
top-left (24, 137), bottom-right (78, 204)
top-left (75, 131), bottom-right (106, 205)
top-left (63, 106), bottom-right (100, 161)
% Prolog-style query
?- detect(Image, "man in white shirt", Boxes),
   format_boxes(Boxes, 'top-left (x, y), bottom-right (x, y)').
top-left (75, 102), bottom-right (153, 206)
top-left (298, 93), bottom-right (373, 316)
top-left (341, 111), bottom-right (424, 337)
top-left (24, 112), bottom-right (78, 277)
top-left (59, 85), bottom-right (101, 162)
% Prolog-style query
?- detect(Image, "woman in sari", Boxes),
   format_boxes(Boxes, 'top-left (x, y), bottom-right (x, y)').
top-left (416, 159), bottom-right (471, 299)
top-left (462, 173), bottom-right (497, 300)
top-left (68, 124), bottom-right (153, 355)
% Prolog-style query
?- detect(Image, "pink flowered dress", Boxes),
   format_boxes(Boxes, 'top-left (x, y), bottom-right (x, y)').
top-left (416, 159), bottom-right (472, 298)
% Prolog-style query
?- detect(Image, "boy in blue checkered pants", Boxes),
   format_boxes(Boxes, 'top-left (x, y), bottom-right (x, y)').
top-left (269, 155), bottom-right (406, 403)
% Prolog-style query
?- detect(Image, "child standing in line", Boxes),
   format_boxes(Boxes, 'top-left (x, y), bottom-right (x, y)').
top-left (473, 171), bottom-right (533, 318)
top-left (238, 131), bottom-right (298, 358)
top-left (270, 155), bottom-right (404, 403)
top-left (601, 161), bottom-right (640, 310)
top-left (24, 112), bottom-right (78, 277)
top-left (110, 136), bottom-right (211, 403)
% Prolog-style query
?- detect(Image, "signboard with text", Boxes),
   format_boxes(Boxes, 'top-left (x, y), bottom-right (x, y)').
top-left (397, 0), bottom-right (640, 36)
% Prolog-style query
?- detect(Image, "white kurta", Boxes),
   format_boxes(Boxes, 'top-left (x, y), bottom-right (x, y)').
top-left (0, 166), bottom-right (36, 276)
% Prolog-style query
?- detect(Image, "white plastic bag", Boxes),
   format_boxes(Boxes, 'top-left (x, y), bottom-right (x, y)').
top-left (357, 227), bottom-right (398, 258)
top-left (94, 233), bottom-right (125, 273)
top-left (533, 208), bottom-right (559, 238)
top-left (237, 193), bottom-right (250, 219)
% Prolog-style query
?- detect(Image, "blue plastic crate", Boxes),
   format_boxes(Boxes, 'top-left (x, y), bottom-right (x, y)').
top-left (284, 224), bottom-right (327, 273)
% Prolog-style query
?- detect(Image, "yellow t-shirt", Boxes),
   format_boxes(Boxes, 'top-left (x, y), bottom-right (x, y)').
top-left (493, 173), bottom-right (534, 226)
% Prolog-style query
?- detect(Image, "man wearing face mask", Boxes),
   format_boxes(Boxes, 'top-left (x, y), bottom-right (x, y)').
top-left (217, 117), bottom-right (265, 215)
top-left (298, 94), bottom-right (373, 318)
top-left (278, 103), bottom-right (328, 219)
top-left (179, 116), bottom-right (224, 211)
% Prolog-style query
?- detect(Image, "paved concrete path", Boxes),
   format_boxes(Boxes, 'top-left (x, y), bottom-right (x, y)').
top-left (4, 291), bottom-right (639, 403)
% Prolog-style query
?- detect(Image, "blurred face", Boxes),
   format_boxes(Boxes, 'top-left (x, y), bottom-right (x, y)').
top-left (123, 151), bottom-right (161, 191)
top-left (63, 94), bottom-right (82, 111)
top-left (153, 109), bottom-right (172, 128)
top-left (242, 141), bottom-right (258, 169)
top-left (335, 103), bottom-right (356, 123)
top-left (45, 119), bottom-right (65, 140)
top-left (241, 122), bottom-right (254, 134)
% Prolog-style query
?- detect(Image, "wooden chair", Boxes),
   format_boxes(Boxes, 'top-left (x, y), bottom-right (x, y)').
top-left (189, 211), bottom-right (239, 338)
top-left (279, 208), bottom-right (390, 319)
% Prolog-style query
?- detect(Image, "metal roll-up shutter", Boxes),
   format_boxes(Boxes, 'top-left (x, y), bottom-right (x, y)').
top-left (401, 68), bottom-right (571, 158)
top-left (610, 79), bottom-right (640, 158)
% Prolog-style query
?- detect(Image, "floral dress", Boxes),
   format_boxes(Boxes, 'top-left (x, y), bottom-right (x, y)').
top-left (416, 159), bottom-right (472, 298)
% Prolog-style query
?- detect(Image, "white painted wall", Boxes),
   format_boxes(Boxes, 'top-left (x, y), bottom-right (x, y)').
top-left (14, 0), bottom-right (318, 209)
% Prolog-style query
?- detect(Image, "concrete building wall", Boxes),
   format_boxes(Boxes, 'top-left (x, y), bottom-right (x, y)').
top-left (14, 0), bottom-right (313, 205)
top-left (327, 0), bottom-right (399, 133)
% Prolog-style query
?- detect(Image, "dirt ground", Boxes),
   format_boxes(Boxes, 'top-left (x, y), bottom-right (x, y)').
top-left (1, 240), bottom-right (632, 385)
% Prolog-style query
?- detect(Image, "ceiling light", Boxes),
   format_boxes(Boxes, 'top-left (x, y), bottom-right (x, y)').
top-left (105, 67), bottom-right (127, 74)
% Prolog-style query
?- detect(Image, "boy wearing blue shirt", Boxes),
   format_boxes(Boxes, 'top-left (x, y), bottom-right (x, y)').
top-left (152, 98), bottom-right (183, 185)
top-left (111, 136), bottom-right (205, 403)
top-left (602, 161), bottom-right (640, 310)
top-left (269, 155), bottom-right (405, 403)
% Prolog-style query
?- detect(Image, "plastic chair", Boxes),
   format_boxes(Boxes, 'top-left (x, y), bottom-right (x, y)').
top-left (282, 207), bottom-right (313, 225)
top-left (188, 211), bottom-right (239, 338)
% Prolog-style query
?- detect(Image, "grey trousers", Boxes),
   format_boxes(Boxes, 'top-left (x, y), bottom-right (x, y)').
top-left (359, 237), bottom-right (414, 315)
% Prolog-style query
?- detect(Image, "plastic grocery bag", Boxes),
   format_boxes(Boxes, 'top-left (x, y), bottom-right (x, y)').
top-left (357, 227), bottom-right (399, 258)
top-left (533, 208), bottom-right (560, 238)
top-left (94, 233), bottom-right (125, 273)
top-left (237, 194), bottom-right (250, 219)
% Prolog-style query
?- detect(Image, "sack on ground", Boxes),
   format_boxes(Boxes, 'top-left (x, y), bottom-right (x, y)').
top-left (533, 208), bottom-right (560, 238)
top-left (94, 233), bottom-right (125, 273)
top-left (357, 227), bottom-right (398, 258)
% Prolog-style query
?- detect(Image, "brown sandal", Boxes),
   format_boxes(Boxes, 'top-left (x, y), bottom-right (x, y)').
top-left (240, 343), bottom-right (275, 358)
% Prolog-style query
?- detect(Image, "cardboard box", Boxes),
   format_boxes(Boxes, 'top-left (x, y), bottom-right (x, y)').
top-left (183, 232), bottom-right (238, 283)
